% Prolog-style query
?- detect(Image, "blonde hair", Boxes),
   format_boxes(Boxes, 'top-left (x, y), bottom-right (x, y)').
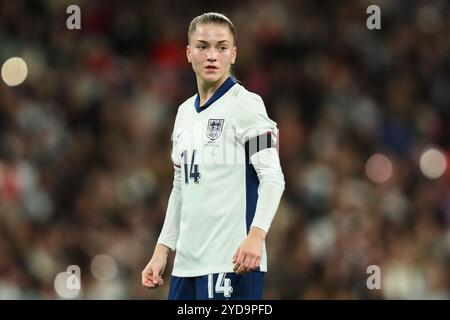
top-left (188, 12), bottom-right (236, 45)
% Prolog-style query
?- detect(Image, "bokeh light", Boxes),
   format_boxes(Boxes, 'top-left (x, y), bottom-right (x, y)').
top-left (365, 154), bottom-right (393, 184)
top-left (1, 57), bottom-right (28, 86)
top-left (90, 255), bottom-right (118, 282)
top-left (420, 147), bottom-right (447, 179)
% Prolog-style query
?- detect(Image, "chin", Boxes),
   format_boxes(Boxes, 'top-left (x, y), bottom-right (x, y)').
top-left (202, 73), bottom-right (225, 84)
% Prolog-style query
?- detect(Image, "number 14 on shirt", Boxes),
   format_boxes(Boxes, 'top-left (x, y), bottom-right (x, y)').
top-left (181, 149), bottom-right (201, 184)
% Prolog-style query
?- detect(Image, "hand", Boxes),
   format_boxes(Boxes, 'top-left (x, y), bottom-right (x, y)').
top-left (142, 244), bottom-right (169, 289)
top-left (232, 227), bottom-right (266, 275)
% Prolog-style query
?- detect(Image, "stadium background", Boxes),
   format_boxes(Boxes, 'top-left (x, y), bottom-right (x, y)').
top-left (0, 0), bottom-right (449, 299)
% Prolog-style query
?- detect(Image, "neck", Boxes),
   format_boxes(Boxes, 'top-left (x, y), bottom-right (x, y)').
top-left (197, 74), bottom-right (229, 106)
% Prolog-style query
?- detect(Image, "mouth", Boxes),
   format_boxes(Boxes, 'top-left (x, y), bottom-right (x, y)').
top-left (205, 65), bottom-right (219, 71)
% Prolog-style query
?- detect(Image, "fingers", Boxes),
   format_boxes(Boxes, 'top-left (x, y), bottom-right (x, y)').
top-left (141, 270), bottom-right (149, 287)
top-left (254, 257), bottom-right (261, 269)
top-left (232, 248), bottom-right (240, 264)
top-left (143, 277), bottom-right (163, 289)
top-left (243, 255), bottom-right (252, 270)
top-left (233, 250), bottom-right (245, 272)
top-left (234, 253), bottom-right (260, 274)
top-left (141, 262), bottom-right (164, 289)
top-left (142, 270), bottom-right (164, 288)
top-left (142, 273), bottom-right (152, 288)
top-left (249, 256), bottom-right (261, 270)
top-left (151, 266), bottom-right (161, 285)
top-left (236, 258), bottom-right (252, 274)
top-left (142, 272), bottom-right (155, 288)
top-left (248, 256), bottom-right (257, 270)
top-left (236, 262), bottom-right (247, 274)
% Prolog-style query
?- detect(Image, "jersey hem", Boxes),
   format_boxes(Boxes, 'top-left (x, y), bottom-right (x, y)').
top-left (172, 265), bottom-right (267, 277)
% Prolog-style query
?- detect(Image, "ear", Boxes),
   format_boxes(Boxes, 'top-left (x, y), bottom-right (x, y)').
top-left (186, 45), bottom-right (191, 63)
top-left (231, 46), bottom-right (237, 64)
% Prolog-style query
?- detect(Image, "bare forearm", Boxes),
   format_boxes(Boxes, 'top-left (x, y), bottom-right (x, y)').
top-left (248, 226), bottom-right (266, 241)
top-left (153, 243), bottom-right (170, 258)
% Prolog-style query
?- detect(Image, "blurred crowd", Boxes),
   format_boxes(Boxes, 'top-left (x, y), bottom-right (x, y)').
top-left (0, 0), bottom-right (449, 299)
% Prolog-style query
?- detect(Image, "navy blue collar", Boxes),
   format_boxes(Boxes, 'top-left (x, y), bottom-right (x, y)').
top-left (194, 76), bottom-right (237, 113)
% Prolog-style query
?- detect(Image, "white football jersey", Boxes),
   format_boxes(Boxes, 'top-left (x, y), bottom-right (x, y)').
top-left (161, 77), bottom-right (280, 277)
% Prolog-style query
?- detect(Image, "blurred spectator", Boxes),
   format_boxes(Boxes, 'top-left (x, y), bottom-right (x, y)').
top-left (0, 0), bottom-right (449, 299)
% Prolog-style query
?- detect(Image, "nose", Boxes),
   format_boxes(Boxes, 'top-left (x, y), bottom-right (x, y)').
top-left (206, 48), bottom-right (217, 61)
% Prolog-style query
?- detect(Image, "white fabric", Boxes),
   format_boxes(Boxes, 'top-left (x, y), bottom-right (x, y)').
top-left (250, 148), bottom-right (285, 233)
top-left (157, 83), bottom-right (284, 277)
top-left (156, 165), bottom-right (181, 251)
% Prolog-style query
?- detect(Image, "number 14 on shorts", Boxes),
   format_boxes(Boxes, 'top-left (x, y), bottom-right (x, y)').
top-left (208, 273), bottom-right (233, 298)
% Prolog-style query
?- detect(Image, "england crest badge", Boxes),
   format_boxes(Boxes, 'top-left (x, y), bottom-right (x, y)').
top-left (206, 119), bottom-right (224, 140)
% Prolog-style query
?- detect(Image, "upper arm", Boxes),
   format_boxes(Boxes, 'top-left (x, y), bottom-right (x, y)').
top-left (234, 92), bottom-right (277, 146)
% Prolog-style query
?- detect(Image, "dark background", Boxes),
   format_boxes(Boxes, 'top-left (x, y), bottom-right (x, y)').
top-left (0, 0), bottom-right (449, 299)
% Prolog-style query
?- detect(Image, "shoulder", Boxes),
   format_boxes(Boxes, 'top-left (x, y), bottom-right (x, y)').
top-left (233, 83), bottom-right (264, 103)
top-left (177, 94), bottom-right (197, 113)
top-left (173, 94), bottom-right (196, 125)
top-left (232, 84), bottom-right (267, 116)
